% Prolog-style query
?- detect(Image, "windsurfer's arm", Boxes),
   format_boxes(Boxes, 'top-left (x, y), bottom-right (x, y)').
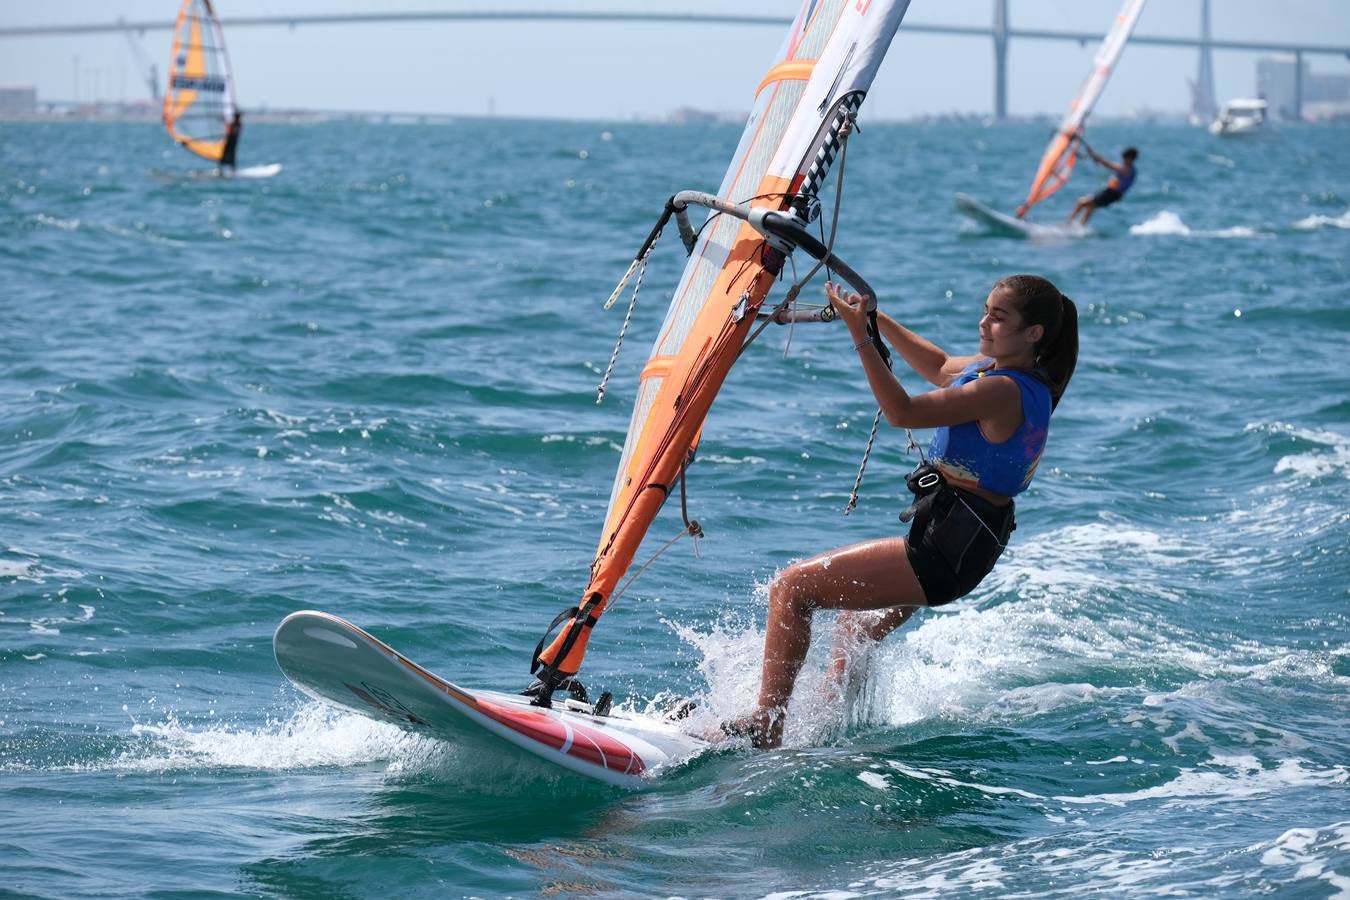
top-left (873, 312), bottom-right (952, 387)
top-left (1087, 145), bottom-right (1124, 174)
top-left (857, 353), bottom-right (1019, 430)
top-left (829, 284), bottom-right (1018, 429)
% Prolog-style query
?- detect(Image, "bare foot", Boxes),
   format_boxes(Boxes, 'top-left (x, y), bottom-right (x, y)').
top-left (708, 709), bottom-right (783, 748)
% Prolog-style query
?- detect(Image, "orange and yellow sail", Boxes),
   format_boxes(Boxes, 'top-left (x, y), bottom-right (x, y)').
top-left (1016, 0), bottom-right (1146, 218)
top-left (163, 0), bottom-right (236, 163)
top-left (531, 0), bottom-right (914, 696)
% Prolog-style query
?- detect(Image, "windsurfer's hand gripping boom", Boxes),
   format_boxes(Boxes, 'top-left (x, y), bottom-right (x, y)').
top-left (825, 281), bottom-right (890, 370)
top-left (826, 281), bottom-right (877, 329)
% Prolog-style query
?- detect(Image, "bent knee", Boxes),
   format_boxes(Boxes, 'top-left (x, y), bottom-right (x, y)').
top-left (769, 566), bottom-right (820, 617)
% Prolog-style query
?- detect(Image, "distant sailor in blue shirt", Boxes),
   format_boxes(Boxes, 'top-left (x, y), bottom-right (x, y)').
top-left (1069, 144), bottom-right (1138, 225)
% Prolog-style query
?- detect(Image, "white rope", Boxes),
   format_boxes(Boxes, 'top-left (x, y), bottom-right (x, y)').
top-left (844, 409), bottom-right (883, 515)
top-left (596, 232), bottom-right (659, 404)
top-left (606, 526), bottom-right (696, 611)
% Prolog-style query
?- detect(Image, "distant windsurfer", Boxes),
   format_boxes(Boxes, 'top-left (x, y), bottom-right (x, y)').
top-left (219, 111), bottom-right (242, 173)
top-left (724, 275), bottom-right (1079, 749)
top-left (1067, 144), bottom-right (1137, 225)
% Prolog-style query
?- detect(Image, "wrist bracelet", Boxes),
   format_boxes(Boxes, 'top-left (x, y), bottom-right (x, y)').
top-left (854, 338), bottom-right (872, 351)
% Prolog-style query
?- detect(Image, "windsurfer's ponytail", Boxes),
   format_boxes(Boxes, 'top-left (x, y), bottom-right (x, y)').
top-left (996, 274), bottom-right (1079, 410)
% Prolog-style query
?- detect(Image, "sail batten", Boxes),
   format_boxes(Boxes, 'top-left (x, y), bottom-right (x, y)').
top-left (163, 0), bottom-right (236, 163)
top-left (532, 0), bottom-right (914, 693)
top-left (1016, 0), bottom-right (1146, 217)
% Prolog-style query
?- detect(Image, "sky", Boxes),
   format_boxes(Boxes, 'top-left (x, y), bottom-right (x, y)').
top-left (2, 1), bottom-right (1349, 120)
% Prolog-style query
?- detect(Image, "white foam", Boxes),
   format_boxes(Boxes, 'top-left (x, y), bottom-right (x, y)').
top-left (1228, 651), bottom-right (1350, 690)
top-left (1161, 720), bottom-right (1212, 752)
top-left (1056, 757), bottom-right (1348, 807)
top-left (666, 612), bottom-right (768, 732)
top-left (885, 760), bottom-right (1044, 801)
top-left (1262, 821), bottom-right (1350, 864)
top-left (0, 560), bottom-right (36, 579)
top-left (1258, 821), bottom-right (1350, 897)
top-left (1293, 209), bottom-right (1350, 231)
top-left (0, 556), bottom-right (85, 583)
top-left (986, 682), bottom-right (1117, 719)
top-left (115, 703), bottom-right (423, 772)
top-left (1273, 443), bottom-right (1350, 481)
top-left (1131, 210), bottom-right (1192, 235)
top-left (857, 771), bottom-right (890, 791)
top-left (1243, 422), bottom-right (1350, 481)
top-left (1129, 210), bottom-right (1265, 239)
top-left (699, 454), bottom-right (767, 466)
top-left (35, 213), bottom-right (80, 231)
top-left (367, 509), bottom-right (426, 528)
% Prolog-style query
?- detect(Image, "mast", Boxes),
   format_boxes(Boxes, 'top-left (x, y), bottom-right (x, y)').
top-left (527, 0), bottom-right (915, 704)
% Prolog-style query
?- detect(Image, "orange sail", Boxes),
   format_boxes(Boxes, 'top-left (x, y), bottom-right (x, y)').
top-left (163, 0), bottom-right (236, 163)
top-left (530, 0), bottom-right (914, 700)
top-left (1015, 0), bottom-right (1146, 218)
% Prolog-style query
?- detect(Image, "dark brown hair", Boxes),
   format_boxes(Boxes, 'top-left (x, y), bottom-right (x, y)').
top-left (994, 274), bottom-right (1078, 410)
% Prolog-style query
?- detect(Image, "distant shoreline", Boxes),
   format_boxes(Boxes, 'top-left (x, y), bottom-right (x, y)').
top-left (1, 110), bottom-right (1250, 127)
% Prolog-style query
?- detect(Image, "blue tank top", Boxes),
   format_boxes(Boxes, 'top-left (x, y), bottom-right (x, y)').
top-left (927, 362), bottom-right (1052, 497)
top-left (1110, 165), bottom-right (1136, 195)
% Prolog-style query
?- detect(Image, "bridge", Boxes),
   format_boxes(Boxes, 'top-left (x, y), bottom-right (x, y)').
top-left (5, 5), bottom-right (1348, 120)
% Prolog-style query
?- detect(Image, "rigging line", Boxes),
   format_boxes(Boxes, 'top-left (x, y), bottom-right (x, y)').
top-left (605, 527), bottom-right (692, 612)
top-left (844, 409), bottom-right (883, 515)
top-left (596, 228), bottom-right (660, 403)
top-left (691, 207), bottom-right (726, 244)
top-left (724, 241), bottom-right (767, 297)
top-left (845, 376), bottom-right (927, 516)
top-left (816, 216), bottom-right (836, 285)
top-left (606, 465), bottom-right (702, 611)
top-left (739, 190), bottom-right (794, 206)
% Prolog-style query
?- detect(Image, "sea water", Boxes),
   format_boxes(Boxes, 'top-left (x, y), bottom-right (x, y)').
top-left (2, 118), bottom-right (1347, 897)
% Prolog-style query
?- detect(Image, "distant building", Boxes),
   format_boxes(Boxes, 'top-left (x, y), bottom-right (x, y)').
top-left (667, 106), bottom-right (745, 125)
top-left (1257, 55), bottom-right (1304, 120)
top-left (0, 85), bottom-right (38, 115)
top-left (1306, 71), bottom-right (1350, 122)
top-left (1256, 55), bottom-right (1350, 121)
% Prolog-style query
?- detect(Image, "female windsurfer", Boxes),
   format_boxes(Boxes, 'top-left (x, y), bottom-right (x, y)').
top-left (728, 274), bottom-right (1078, 748)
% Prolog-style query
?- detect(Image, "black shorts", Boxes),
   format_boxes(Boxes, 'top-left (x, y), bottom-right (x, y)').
top-left (905, 487), bottom-right (1015, 606)
top-left (1092, 188), bottom-right (1123, 208)
top-left (220, 134), bottom-right (239, 168)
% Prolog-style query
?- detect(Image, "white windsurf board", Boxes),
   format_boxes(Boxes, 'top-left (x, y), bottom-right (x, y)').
top-left (955, 192), bottom-right (1088, 240)
top-left (231, 163), bottom-right (283, 179)
top-left (273, 610), bottom-right (709, 789)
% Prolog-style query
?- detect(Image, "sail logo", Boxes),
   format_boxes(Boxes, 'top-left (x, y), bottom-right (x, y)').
top-left (171, 74), bottom-right (226, 92)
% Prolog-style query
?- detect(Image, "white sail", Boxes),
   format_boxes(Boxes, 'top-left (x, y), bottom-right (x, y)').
top-left (1017, 0), bottom-right (1146, 216)
top-left (533, 0), bottom-right (914, 688)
